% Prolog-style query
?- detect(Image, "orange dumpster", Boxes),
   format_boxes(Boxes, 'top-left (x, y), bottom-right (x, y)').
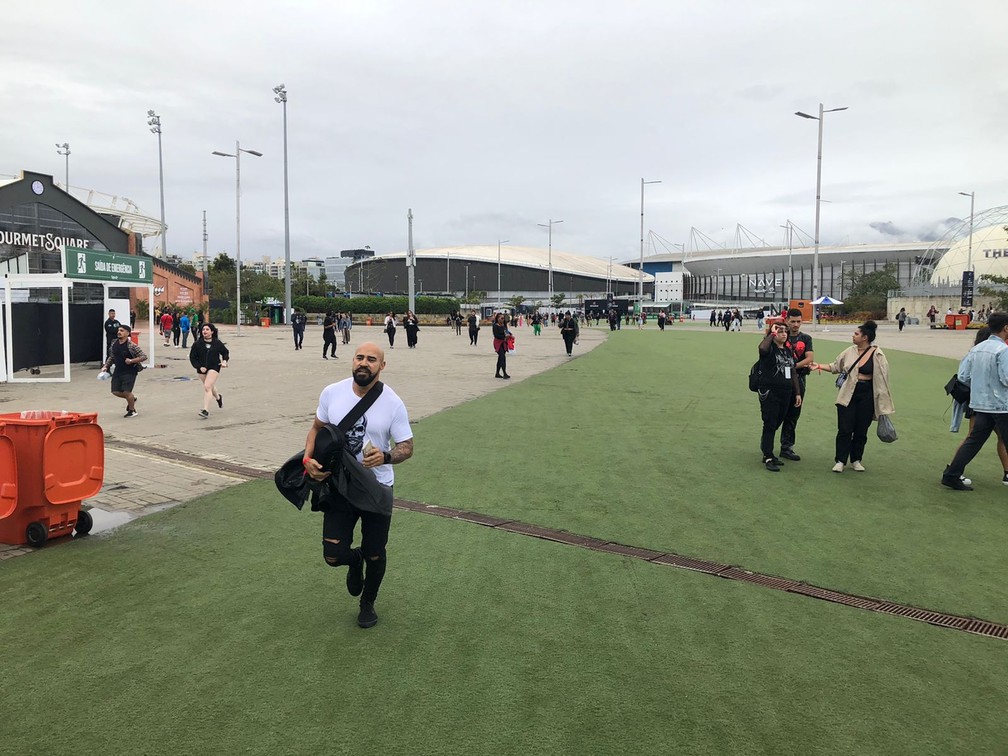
top-left (945, 314), bottom-right (969, 330)
top-left (0, 411), bottom-right (104, 548)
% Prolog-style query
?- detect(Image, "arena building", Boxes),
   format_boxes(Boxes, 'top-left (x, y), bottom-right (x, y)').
top-left (634, 240), bottom-right (944, 306)
top-left (344, 245), bottom-right (653, 302)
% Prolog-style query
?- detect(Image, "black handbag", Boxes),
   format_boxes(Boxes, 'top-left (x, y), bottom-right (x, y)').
top-left (944, 374), bottom-right (970, 405)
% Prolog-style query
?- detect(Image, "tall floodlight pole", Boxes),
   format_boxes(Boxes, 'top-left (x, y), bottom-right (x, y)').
top-left (795, 103), bottom-right (848, 302)
top-left (640, 178), bottom-right (661, 305)
top-left (202, 210), bottom-right (209, 297)
top-left (780, 220), bottom-right (794, 303)
top-left (407, 209), bottom-right (416, 314)
top-left (959, 191), bottom-right (975, 272)
top-left (147, 111), bottom-right (167, 257)
top-left (56, 143), bottom-right (70, 191)
top-left (538, 219), bottom-right (563, 298)
top-left (213, 141), bottom-right (263, 336)
top-left (497, 239), bottom-right (509, 305)
top-left (446, 251), bottom-right (450, 293)
top-left (273, 84), bottom-right (292, 324)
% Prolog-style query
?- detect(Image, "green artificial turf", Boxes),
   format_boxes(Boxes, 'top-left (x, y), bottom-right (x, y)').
top-left (397, 330), bottom-right (1008, 622)
top-left (1, 485), bottom-right (1005, 755)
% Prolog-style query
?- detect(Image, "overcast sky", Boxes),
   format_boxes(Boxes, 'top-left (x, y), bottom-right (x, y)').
top-left (3, 1), bottom-right (1005, 265)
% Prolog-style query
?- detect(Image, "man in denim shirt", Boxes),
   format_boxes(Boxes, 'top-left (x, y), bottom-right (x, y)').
top-left (942, 312), bottom-right (1008, 490)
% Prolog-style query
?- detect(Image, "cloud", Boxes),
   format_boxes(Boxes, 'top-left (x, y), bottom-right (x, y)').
top-left (869, 221), bottom-right (904, 237)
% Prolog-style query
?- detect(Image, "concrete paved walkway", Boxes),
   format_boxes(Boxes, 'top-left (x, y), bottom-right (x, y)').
top-left (0, 321), bottom-right (606, 556)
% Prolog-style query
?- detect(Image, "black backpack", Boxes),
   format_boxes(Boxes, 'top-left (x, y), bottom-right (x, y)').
top-left (748, 360), bottom-right (762, 392)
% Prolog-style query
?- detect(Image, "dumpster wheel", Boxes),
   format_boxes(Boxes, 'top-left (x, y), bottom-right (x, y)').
top-left (75, 510), bottom-right (93, 537)
top-left (25, 521), bottom-right (48, 548)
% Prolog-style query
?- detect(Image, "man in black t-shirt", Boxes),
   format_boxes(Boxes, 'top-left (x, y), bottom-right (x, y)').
top-left (100, 325), bottom-right (147, 418)
top-left (781, 308), bottom-right (814, 460)
top-left (103, 309), bottom-right (121, 356)
top-left (292, 309), bottom-right (307, 350)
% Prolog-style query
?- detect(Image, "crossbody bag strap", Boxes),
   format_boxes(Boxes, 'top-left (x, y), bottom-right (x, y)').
top-left (335, 381), bottom-right (384, 434)
top-left (844, 346), bottom-right (875, 375)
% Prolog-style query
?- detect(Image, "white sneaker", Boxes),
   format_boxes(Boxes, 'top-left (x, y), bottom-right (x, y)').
top-left (832, 462), bottom-right (844, 473)
top-left (851, 461), bottom-right (866, 472)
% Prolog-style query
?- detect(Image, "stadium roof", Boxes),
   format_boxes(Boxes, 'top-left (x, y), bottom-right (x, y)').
top-left (374, 245), bottom-right (653, 283)
top-left (640, 241), bottom-right (943, 277)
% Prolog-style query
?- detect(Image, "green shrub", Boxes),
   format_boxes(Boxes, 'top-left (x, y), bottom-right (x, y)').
top-left (292, 295), bottom-right (459, 315)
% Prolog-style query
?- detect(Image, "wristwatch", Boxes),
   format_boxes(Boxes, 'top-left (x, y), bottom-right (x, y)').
top-left (382, 451), bottom-right (392, 465)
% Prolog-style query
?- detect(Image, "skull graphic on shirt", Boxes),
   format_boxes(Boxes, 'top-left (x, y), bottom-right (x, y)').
top-left (345, 415), bottom-right (367, 457)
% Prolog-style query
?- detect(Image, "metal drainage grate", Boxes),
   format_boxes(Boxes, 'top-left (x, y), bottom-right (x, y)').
top-left (651, 553), bottom-right (730, 575)
top-left (788, 584), bottom-right (881, 611)
top-left (718, 567), bottom-right (799, 592)
top-left (874, 603), bottom-right (969, 629)
top-left (595, 542), bottom-right (666, 560)
top-left (390, 498), bottom-right (1008, 642)
top-left (962, 620), bottom-right (1008, 639)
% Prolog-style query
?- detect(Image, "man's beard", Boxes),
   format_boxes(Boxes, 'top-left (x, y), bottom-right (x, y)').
top-left (353, 368), bottom-right (374, 386)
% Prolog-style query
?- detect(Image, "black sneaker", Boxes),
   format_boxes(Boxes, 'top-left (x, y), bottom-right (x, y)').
top-left (764, 457), bottom-right (780, 472)
top-left (780, 450), bottom-right (801, 461)
top-left (199, 409), bottom-right (209, 419)
top-left (346, 550), bottom-right (364, 597)
top-left (216, 393), bottom-right (223, 409)
top-left (941, 475), bottom-right (973, 491)
top-left (124, 410), bottom-right (138, 418)
top-left (357, 601), bottom-right (378, 628)
top-left (1002, 472), bottom-right (1008, 487)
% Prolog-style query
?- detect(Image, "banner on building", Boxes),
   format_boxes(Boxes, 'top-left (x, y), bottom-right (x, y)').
top-left (961, 270), bottom-right (975, 308)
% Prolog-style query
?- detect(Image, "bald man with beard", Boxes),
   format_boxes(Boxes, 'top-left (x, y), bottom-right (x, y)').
top-left (304, 342), bottom-right (414, 628)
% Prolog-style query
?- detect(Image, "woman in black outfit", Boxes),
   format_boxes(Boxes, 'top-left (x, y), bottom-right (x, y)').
top-left (189, 322), bottom-right (230, 419)
top-left (756, 322), bottom-right (802, 471)
top-left (403, 310), bottom-right (419, 348)
top-left (492, 313), bottom-right (510, 379)
top-left (467, 311), bottom-right (480, 345)
top-left (384, 312), bottom-right (397, 349)
top-left (559, 310), bottom-right (577, 357)
top-left (322, 310), bottom-right (338, 359)
top-left (172, 309), bottom-right (182, 347)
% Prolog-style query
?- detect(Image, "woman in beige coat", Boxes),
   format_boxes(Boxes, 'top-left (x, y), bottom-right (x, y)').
top-left (811, 320), bottom-right (894, 472)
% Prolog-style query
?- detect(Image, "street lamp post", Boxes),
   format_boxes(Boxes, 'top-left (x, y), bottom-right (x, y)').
top-left (640, 178), bottom-right (662, 306)
top-left (146, 111), bottom-right (168, 257)
top-left (55, 143), bottom-right (70, 192)
top-left (795, 103), bottom-right (848, 303)
top-left (465, 264), bottom-right (470, 296)
top-left (273, 84), bottom-right (292, 325)
top-left (715, 267), bottom-right (722, 308)
top-left (212, 141), bottom-right (263, 336)
top-left (537, 219), bottom-right (563, 298)
top-left (497, 239), bottom-right (509, 306)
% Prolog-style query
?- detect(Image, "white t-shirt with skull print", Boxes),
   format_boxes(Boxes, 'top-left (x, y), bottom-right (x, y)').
top-left (316, 378), bottom-right (413, 487)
